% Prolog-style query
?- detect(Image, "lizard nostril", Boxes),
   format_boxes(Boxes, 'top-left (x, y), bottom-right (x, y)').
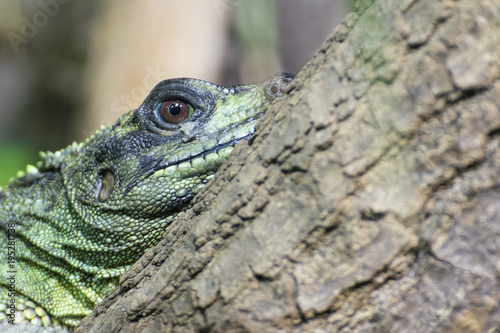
top-left (269, 84), bottom-right (279, 95)
top-left (264, 73), bottom-right (295, 101)
top-left (98, 170), bottom-right (115, 202)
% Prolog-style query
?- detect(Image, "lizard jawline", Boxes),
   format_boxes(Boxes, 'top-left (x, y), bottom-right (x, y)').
top-left (150, 131), bottom-right (253, 175)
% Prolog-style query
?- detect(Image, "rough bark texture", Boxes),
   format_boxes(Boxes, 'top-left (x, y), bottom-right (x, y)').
top-left (76, 0), bottom-right (500, 331)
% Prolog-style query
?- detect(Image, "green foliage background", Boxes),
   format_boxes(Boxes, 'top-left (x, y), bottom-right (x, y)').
top-left (0, 145), bottom-right (39, 187)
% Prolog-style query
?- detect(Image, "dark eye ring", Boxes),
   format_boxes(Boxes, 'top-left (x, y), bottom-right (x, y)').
top-left (156, 100), bottom-right (191, 124)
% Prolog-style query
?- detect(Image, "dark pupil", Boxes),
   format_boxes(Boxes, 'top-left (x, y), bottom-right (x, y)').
top-left (168, 103), bottom-right (182, 116)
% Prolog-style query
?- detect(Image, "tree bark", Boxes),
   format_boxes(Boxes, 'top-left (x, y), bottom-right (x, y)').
top-left (76, 0), bottom-right (500, 331)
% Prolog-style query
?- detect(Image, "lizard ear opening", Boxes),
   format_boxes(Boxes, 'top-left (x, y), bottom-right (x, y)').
top-left (98, 170), bottom-right (115, 203)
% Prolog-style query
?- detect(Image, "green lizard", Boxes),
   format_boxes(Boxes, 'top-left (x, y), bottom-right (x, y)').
top-left (0, 73), bottom-right (294, 332)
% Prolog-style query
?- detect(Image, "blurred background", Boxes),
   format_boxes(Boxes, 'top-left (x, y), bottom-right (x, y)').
top-left (0, 0), bottom-right (352, 186)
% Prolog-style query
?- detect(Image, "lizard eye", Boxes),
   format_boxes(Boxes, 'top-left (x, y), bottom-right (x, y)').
top-left (156, 100), bottom-right (192, 124)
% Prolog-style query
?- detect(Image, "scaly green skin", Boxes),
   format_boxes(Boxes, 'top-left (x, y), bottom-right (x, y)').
top-left (0, 73), bottom-right (294, 331)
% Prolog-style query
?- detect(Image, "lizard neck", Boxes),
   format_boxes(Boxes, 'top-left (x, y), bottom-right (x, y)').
top-left (0, 170), bottom-right (120, 327)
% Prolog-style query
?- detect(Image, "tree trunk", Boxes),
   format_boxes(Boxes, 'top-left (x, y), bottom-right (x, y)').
top-left (76, 0), bottom-right (500, 331)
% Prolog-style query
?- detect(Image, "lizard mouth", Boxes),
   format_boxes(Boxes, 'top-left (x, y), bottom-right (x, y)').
top-left (150, 129), bottom-right (254, 176)
top-left (171, 132), bottom-right (252, 166)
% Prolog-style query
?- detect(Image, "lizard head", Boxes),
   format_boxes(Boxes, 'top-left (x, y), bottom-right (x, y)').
top-left (0, 74), bottom-right (293, 325)
top-left (46, 73), bottom-right (294, 266)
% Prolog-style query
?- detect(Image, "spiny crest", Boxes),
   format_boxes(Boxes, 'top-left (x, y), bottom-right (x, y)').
top-left (6, 125), bottom-right (112, 187)
top-left (37, 124), bottom-right (111, 171)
